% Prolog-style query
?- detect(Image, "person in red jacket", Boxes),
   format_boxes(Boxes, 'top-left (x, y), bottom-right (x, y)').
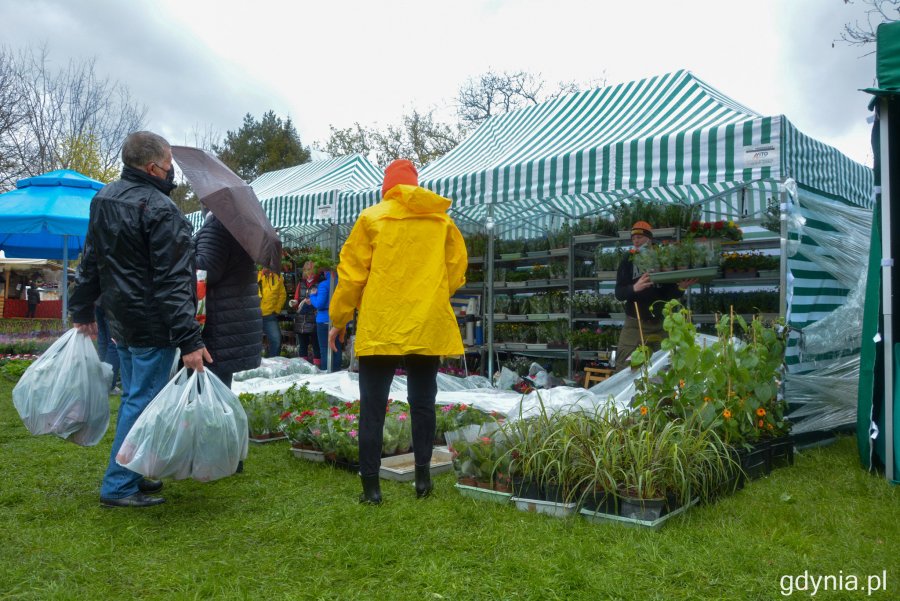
top-left (289, 260), bottom-right (321, 366)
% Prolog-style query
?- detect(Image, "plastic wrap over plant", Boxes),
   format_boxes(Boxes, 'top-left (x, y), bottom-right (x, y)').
top-left (232, 357), bottom-right (318, 382)
top-left (13, 328), bottom-right (112, 446)
top-left (785, 355), bottom-right (860, 434)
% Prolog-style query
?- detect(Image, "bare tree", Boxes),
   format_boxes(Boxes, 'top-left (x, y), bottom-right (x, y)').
top-left (455, 69), bottom-right (601, 131)
top-left (317, 109), bottom-right (463, 169)
top-left (837, 0), bottom-right (900, 48)
top-left (0, 45), bottom-right (146, 190)
top-left (0, 47), bottom-right (25, 189)
top-left (181, 122), bottom-right (222, 151)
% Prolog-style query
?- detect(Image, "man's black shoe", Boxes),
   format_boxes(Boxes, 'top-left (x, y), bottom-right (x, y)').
top-left (137, 478), bottom-right (163, 494)
top-left (100, 493), bottom-right (165, 508)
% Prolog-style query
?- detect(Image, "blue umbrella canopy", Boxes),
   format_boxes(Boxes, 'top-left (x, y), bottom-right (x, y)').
top-left (0, 169), bottom-right (103, 259)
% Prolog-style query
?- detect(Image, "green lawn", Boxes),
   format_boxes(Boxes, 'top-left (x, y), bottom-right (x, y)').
top-left (1, 378), bottom-right (897, 601)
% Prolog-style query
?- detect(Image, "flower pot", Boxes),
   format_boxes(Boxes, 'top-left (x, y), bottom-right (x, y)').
top-left (741, 440), bottom-right (771, 481)
top-left (619, 495), bottom-right (666, 521)
top-left (512, 476), bottom-right (541, 500)
top-left (581, 489), bottom-right (616, 514)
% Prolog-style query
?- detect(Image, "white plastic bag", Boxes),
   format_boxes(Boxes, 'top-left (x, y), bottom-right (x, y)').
top-left (12, 328), bottom-right (112, 446)
top-left (116, 368), bottom-right (248, 482)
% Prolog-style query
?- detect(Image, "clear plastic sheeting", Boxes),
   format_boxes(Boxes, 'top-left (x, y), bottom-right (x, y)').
top-left (785, 355), bottom-right (860, 434)
top-left (783, 186), bottom-right (873, 433)
top-left (232, 357), bottom-right (319, 382)
top-left (791, 188), bottom-right (872, 356)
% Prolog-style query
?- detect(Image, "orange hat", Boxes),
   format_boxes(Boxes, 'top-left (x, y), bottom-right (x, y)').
top-left (631, 221), bottom-right (653, 238)
top-left (382, 159), bottom-right (418, 197)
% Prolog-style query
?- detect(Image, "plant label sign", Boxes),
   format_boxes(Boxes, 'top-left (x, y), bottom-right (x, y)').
top-left (742, 144), bottom-right (779, 169)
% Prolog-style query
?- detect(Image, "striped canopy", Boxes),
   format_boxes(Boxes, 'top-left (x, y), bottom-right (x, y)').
top-left (337, 70), bottom-right (871, 230)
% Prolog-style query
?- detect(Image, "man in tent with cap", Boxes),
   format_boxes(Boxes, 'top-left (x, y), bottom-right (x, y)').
top-left (614, 221), bottom-right (697, 372)
top-left (328, 159), bottom-right (467, 504)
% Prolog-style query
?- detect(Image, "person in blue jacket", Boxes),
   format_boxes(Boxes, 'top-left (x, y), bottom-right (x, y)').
top-left (309, 269), bottom-right (343, 371)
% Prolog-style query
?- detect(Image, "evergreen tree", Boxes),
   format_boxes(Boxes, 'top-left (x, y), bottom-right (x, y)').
top-left (214, 110), bottom-right (311, 182)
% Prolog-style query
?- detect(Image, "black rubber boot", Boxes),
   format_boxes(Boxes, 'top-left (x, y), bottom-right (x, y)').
top-left (359, 474), bottom-right (382, 505)
top-left (415, 464), bottom-right (433, 498)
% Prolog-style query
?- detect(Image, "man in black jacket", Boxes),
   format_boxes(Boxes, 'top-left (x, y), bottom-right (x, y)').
top-left (613, 221), bottom-right (697, 372)
top-left (194, 209), bottom-right (262, 388)
top-left (70, 131), bottom-right (211, 508)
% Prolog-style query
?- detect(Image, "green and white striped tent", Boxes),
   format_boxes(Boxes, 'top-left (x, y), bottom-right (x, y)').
top-left (336, 70), bottom-right (873, 428)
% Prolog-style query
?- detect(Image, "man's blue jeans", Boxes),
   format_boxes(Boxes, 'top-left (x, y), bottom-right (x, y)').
top-left (262, 315), bottom-right (281, 357)
top-left (100, 345), bottom-right (176, 499)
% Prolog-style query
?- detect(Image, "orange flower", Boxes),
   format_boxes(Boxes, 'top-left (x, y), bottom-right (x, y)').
top-left (723, 409), bottom-right (732, 419)
top-left (703, 396), bottom-right (711, 403)
top-left (767, 424), bottom-right (774, 431)
top-left (679, 379), bottom-right (685, 388)
top-left (756, 407), bottom-right (766, 417)
top-left (758, 419), bottom-right (764, 428)
top-left (640, 406), bottom-right (648, 416)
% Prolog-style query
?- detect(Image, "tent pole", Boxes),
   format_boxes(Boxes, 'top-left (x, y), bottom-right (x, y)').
top-left (778, 181), bottom-right (788, 319)
top-left (880, 101), bottom-right (895, 483)
top-left (62, 235), bottom-right (68, 328)
top-left (486, 204), bottom-right (495, 383)
top-left (328, 191), bottom-right (339, 373)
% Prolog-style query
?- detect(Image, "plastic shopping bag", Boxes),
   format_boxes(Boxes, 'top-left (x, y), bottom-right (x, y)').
top-left (116, 368), bottom-right (248, 482)
top-left (12, 328), bottom-right (112, 446)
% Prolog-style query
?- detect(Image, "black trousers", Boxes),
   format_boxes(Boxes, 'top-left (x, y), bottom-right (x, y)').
top-left (26, 303), bottom-right (37, 318)
top-left (297, 330), bottom-right (321, 360)
top-left (358, 354), bottom-right (439, 477)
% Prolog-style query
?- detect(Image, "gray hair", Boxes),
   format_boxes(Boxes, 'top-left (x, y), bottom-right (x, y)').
top-left (121, 131), bottom-right (170, 168)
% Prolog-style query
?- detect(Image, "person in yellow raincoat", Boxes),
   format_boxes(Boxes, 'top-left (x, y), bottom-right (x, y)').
top-left (258, 268), bottom-right (286, 357)
top-left (329, 159), bottom-right (467, 504)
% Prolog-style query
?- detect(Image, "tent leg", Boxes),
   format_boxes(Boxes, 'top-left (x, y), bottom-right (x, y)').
top-left (486, 206), bottom-right (495, 383)
top-left (62, 235), bottom-right (68, 329)
top-left (881, 103), bottom-right (895, 483)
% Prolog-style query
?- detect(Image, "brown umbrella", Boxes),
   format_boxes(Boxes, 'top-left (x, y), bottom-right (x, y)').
top-left (171, 145), bottom-right (282, 271)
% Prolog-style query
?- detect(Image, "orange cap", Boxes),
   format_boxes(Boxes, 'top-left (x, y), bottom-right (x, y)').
top-left (382, 159), bottom-right (418, 197)
top-left (631, 221), bottom-right (653, 238)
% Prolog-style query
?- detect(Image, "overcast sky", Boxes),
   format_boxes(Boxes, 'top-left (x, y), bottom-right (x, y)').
top-left (0, 0), bottom-right (879, 166)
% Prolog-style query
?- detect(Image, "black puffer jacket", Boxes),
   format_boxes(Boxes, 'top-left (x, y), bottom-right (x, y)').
top-left (69, 167), bottom-right (204, 354)
top-left (194, 214), bottom-right (262, 376)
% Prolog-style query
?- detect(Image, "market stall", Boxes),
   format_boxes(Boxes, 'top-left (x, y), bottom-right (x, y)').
top-left (0, 257), bottom-right (67, 318)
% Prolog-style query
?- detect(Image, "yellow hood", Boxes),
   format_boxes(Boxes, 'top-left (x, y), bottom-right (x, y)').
top-left (330, 185), bottom-right (467, 356)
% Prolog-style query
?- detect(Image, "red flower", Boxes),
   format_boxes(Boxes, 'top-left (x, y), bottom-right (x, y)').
top-left (280, 410), bottom-right (292, 420)
top-left (714, 221), bottom-right (724, 230)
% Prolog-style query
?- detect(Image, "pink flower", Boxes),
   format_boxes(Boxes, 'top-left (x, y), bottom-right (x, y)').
top-left (441, 405), bottom-right (453, 413)
top-left (311, 429), bottom-right (321, 437)
top-left (349, 429), bottom-right (358, 438)
top-left (398, 413), bottom-right (408, 421)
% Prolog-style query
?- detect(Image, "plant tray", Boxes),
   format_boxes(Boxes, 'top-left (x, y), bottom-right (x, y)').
top-left (492, 313), bottom-right (507, 321)
top-left (379, 450), bottom-right (453, 481)
top-left (608, 312), bottom-right (626, 320)
top-left (527, 313), bottom-right (550, 321)
top-left (595, 270), bottom-right (618, 280)
top-left (508, 314), bottom-right (528, 322)
top-left (290, 447), bottom-right (325, 462)
top-left (511, 496), bottom-right (578, 518)
top-left (506, 281), bottom-right (527, 287)
top-left (249, 433), bottom-right (287, 444)
top-left (526, 250), bottom-right (549, 258)
top-left (503, 343), bottom-right (527, 350)
top-left (757, 269), bottom-right (779, 279)
top-left (579, 498), bottom-right (697, 530)
top-left (525, 343), bottom-right (548, 350)
top-left (549, 248), bottom-right (569, 256)
top-left (647, 266), bottom-right (719, 284)
top-left (455, 483), bottom-right (513, 504)
top-left (526, 279), bottom-right (549, 286)
top-left (548, 313), bottom-right (568, 320)
top-left (572, 233), bottom-right (608, 243)
top-left (500, 252), bottom-right (524, 260)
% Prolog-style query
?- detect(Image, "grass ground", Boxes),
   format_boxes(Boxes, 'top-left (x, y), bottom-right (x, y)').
top-left (1, 378), bottom-right (898, 601)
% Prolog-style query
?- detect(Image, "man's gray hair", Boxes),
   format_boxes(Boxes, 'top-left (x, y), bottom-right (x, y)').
top-left (121, 131), bottom-right (170, 168)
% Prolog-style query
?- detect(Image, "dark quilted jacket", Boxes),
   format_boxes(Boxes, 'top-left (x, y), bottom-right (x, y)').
top-left (194, 214), bottom-right (262, 377)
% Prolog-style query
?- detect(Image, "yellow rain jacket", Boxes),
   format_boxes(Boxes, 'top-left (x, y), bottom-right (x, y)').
top-left (330, 184), bottom-right (467, 356)
top-left (257, 270), bottom-right (286, 317)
